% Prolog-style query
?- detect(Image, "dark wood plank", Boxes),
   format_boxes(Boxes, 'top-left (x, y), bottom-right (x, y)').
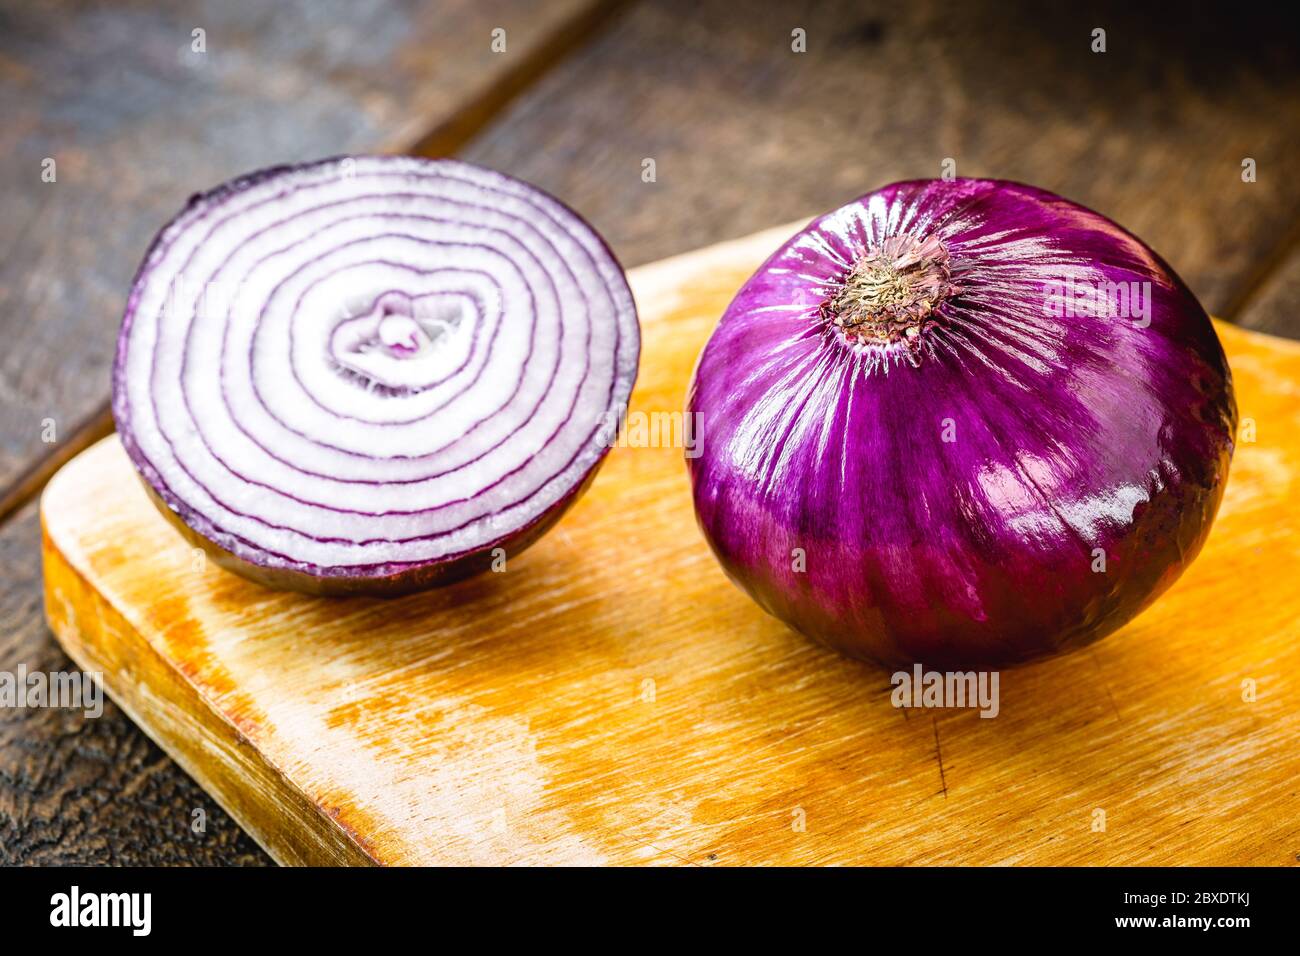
top-left (1236, 240), bottom-right (1300, 338)
top-left (459, 0), bottom-right (1300, 338)
top-left (0, 503), bottom-right (269, 864)
top-left (0, 0), bottom-right (608, 521)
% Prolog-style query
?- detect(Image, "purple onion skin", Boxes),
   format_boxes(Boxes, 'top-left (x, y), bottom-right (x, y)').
top-left (137, 470), bottom-right (600, 598)
top-left (686, 179), bottom-right (1236, 669)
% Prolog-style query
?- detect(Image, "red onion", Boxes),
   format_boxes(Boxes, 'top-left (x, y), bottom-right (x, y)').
top-left (686, 179), bottom-right (1236, 668)
top-left (113, 157), bottom-right (639, 595)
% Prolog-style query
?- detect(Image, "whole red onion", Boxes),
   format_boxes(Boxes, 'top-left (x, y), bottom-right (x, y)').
top-left (113, 157), bottom-right (638, 595)
top-left (686, 179), bottom-right (1236, 668)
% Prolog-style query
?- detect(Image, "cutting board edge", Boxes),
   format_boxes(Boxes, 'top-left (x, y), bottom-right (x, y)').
top-left (40, 498), bottom-right (377, 867)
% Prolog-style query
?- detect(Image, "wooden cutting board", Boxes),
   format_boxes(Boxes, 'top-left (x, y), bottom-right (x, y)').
top-left (42, 223), bottom-right (1300, 866)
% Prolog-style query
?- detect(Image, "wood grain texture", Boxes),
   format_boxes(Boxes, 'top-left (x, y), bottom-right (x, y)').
top-left (0, 504), bottom-right (266, 865)
top-left (1238, 240), bottom-right (1300, 339)
top-left (40, 224), bottom-right (1300, 865)
top-left (459, 0), bottom-right (1300, 316)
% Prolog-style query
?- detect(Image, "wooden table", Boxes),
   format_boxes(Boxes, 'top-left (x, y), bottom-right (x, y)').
top-left (3, 0), bottom-right (1298, 865)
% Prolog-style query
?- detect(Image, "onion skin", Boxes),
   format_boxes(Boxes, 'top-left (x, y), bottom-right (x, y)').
top-left (113, 157), bottom-right (638, 596)
top-left (138, 472), bottom-right (599, 598)
top-left (686, 179), bottom-right (1236, 669)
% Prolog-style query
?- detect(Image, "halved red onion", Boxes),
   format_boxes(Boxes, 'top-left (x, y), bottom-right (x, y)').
top-left (113, 157), bottom-right (639, 595)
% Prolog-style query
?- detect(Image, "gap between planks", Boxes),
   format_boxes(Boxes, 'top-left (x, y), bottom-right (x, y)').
top-left (408, 0), bottom-right (631, 158)
top-left (0, 403), bottom-right (113, 530)
top-left (1219, 210), bottom-right (1300, 324)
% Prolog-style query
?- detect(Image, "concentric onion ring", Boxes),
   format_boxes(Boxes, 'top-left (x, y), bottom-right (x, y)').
top-left (113, 157), bottom-right (639, 594)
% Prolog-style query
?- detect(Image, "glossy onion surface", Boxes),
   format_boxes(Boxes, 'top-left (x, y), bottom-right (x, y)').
top-left (687, 179), bottom-right (1236, 668)
top-left (114, 157), bottom-right (638, 595)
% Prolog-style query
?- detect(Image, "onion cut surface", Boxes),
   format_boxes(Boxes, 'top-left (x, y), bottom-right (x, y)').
top-left (687, 179), bottom-right (1236, 668)
top-left (113, 157), bottom-right (639, 594)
